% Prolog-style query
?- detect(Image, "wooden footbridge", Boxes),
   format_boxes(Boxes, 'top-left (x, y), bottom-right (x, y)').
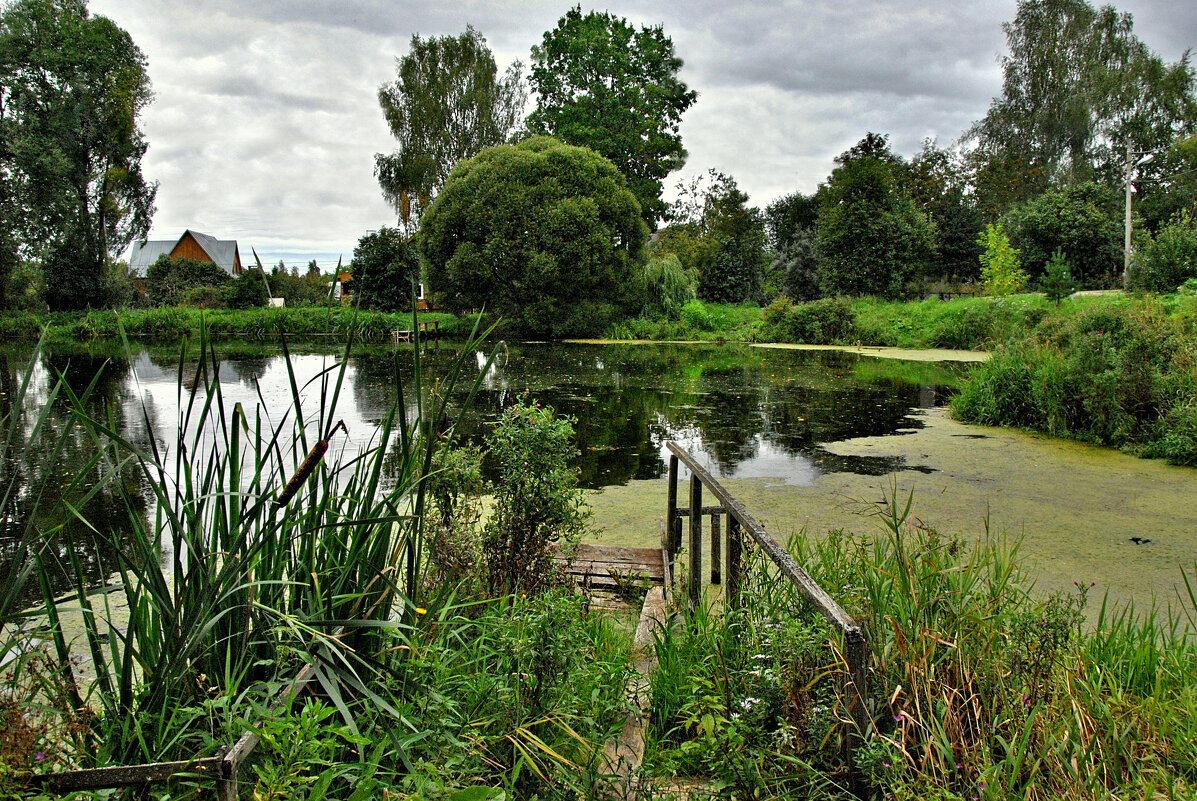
top-left (555, 442), bottom-right (871, 799)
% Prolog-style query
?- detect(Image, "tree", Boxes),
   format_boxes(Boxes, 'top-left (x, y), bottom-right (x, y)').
top-left (0, 0), bottom-right (156, 310)
top-left (225, 268), bottom-right (268, 309)
top-left (527, 7), bottom-right (697, 229)
top-left (352, 227), bottom-right (419, 312)
top-left (375, 26), bottom-right (525, 234)
top-left (977, 223), bottom-right (1028, 296)
top-left (1128, 209), bottom-right (1197, 291)
top-left (909, 140), bottom-right (983, 280)
top-left (419, 136), bottom-right (647, 337)
top-left (816, 134), bottom-right (935, 298)
top-left (1002, 181), bottom-right (1122, 284)
top-left (765, 191), bottom-right (819, 253)
top-left (766, 192), bottom-right (822, 301)
top-left (655, 170), bottom-right (766, 304)
top-left (969, 0), bottom-right (1197, 210)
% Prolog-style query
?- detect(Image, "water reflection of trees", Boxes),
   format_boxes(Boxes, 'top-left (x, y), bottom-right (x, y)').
top-left (0, 348), bottom-right (148, 607)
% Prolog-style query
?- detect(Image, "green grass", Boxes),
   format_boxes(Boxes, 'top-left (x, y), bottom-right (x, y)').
top-left (0, 306), bottom-right (469, 344)
top-left (646, 490), bottom-right (1197, 800)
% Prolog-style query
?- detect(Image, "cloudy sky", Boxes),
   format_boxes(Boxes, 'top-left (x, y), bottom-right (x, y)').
top-left (88, 0), bottom-right (1195, 268)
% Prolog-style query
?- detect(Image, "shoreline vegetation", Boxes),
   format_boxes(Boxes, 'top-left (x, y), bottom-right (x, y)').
top-left (3, 290), bottom-right (1194, 465)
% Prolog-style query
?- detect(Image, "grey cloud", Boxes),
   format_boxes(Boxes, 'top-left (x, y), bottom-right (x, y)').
top-left (85, 0), bottom-right (1193, 265)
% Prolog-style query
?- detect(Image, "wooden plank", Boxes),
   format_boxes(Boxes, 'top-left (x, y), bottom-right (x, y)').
top-left (27, 757), bottom-right (225, 791)
top-left (674, 505), bottom-right (726, 518)
top-left (571, 544), bottom-right (663, 564)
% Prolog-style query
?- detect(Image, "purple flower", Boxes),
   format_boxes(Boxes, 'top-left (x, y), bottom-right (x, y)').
top-left (35, 752), bottom-right (45, 762)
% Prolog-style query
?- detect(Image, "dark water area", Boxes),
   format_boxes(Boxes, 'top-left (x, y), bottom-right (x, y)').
top-left (0, 340), bottom-right (965, 604)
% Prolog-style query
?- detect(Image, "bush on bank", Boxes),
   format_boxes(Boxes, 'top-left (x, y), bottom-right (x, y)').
top-left (953, 294), bottom-right (1197, 465)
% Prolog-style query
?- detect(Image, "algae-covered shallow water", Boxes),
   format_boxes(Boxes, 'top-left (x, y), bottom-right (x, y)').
top-left (2, 339), bottom-right (1194, 615)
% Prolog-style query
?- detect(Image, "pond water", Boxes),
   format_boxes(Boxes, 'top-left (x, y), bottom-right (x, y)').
top-left (2, 340), bottom-right (1194, 616)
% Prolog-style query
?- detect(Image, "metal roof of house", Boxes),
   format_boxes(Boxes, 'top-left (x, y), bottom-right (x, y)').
top-left (127, 230), bottom-right (241, 276)
top-left (127, 240), bottom-right (175, 276)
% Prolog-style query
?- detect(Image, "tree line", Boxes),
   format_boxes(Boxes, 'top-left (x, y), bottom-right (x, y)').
top-left (366, 0), bottom-right (1197, 336)
top-left (2, 0), bottom-right (1195, 324)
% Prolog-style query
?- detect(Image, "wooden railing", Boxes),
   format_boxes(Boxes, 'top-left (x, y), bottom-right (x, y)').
top-left (22, 663), bottom-right (318, 798)
top-left (664, 442), bottom-right (870, 791)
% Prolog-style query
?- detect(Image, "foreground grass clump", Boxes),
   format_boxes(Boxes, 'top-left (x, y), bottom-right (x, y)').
top-left (0, 322), bottom-right (634, 799)
top-left (647, 494), bottom-right (1197, 800)
top-left (953, 294), bottom-right (1197, 464)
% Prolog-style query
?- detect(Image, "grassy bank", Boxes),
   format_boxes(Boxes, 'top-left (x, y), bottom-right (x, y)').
top-left (952, 294), bottom-right (1197, 465)
top-left (647, 495), bottom-right (1197, 800)
top-left (604, 292), bottom-right (1197, 465)
top-left (0, 305), bottom-right (469, 343)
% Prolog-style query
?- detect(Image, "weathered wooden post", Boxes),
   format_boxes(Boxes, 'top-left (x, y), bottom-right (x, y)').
top-left (727, 517), bottom-right (742, 609)
top-left (710, 512), bottom-right (722, 585)
top-left (844, 626), bottom-right (870, 797)
top-left (666, 454), bottom-right (679, 562)
top-left (688, 474), bottom-right (702, 610)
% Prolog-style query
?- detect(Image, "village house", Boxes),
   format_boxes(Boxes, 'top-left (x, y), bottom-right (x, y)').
top-left (128, 230), bottom-right (244, 277)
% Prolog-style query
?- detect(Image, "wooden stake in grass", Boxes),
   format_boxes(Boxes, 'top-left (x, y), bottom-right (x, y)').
top-left (274, 420), bottom-right (347, 507)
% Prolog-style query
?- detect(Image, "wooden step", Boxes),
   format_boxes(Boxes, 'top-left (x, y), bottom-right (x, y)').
top-left (554, 544), bottom-right (665, 588)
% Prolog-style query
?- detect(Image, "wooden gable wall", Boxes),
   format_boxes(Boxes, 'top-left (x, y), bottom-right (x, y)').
top-left (170, 232), bottom-right (210, 263)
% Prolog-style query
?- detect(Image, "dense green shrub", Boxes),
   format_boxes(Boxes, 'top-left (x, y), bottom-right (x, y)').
top-left (481, 400), bottom-right (590, 596)
top-left (760, 296), bottom-right (856, 344)
top-left (953, 299), bottom-right (1196, 462)
top-left (225, 269), bottom-right (269, 309)
top-left (1128, 209), bottom-right (1197, 292)
top-left (1003, 182), bottom-right (1122, 285)
top-left (679, 299), bottom-right (716, 332)
top-left (145, 255), bottom-right (230, 307)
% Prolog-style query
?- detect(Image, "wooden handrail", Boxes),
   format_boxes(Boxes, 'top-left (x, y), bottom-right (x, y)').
top-left (664, 441), bottom-right (870, 797)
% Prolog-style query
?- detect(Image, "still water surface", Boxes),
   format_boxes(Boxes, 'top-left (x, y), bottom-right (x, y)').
top-left (2, 340), bottom-right (964, 600)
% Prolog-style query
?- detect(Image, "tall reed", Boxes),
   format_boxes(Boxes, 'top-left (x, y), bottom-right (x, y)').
top-left (29, 314), bottom-right (496, 767)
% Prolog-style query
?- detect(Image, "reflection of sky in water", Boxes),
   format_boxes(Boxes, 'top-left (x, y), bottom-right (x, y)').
top-left (122, 351), bottom-right (401, 476)
top-left (658, 428), bottom-right (822, 487)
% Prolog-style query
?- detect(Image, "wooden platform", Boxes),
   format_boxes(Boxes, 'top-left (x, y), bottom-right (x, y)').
top-left (555, 544), bottom-right (666, 590)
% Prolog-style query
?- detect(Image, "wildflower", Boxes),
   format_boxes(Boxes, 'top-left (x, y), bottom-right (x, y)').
top-left (893, 714), bottom-right (903, 722)
top-left (882, 762), bottom-right (890, 768)
top-left (35, 752), bottom-right (45, 762)
top-left (730, 712), bottom-right (740, 720)
top-left (751, 653), bottom-right (768, 661)
top-left (415, 607), bottom-right (427, 615)
top-left (740, 696), bottom-right (760, 711)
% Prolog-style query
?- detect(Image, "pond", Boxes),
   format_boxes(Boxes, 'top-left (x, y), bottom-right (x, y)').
top-left (2, 339), bottom-right (1194, 617)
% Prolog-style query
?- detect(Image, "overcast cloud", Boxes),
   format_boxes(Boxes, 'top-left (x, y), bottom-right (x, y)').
top-left (87, 0), bottom-right (1195, 267)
